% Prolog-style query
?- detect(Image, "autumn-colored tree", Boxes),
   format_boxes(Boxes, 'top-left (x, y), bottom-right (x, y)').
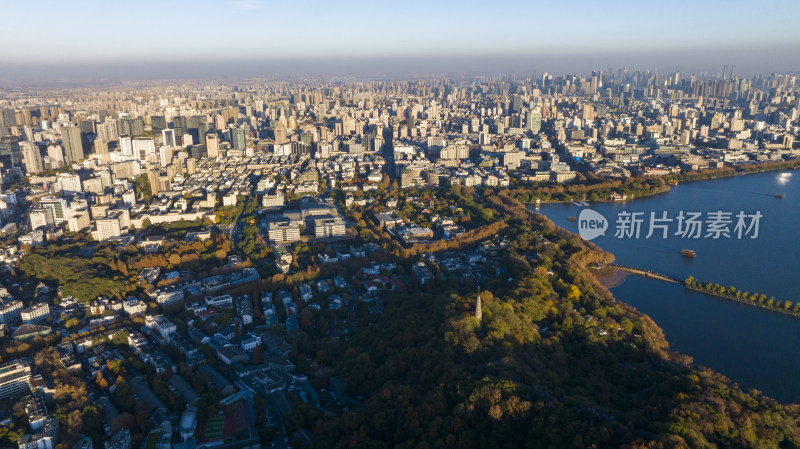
top-left (112, 412), bottom-right (137, 433)
top-left (252, 346), bottom-right (265, 364)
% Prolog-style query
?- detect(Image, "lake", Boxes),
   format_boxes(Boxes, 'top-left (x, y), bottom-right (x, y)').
top-left (535, 170), bottom-right (800, 403)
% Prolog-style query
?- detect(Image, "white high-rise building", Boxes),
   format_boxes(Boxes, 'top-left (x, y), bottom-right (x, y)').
top-left (119, 136), bottom-right (133, 157)
top-left (93, 217), bottom-right (121, 240)
top-left (206, 134), bottom-right (219, 158)
top-left (97, 119), bottom-right (118, 142)
top-left (132, 138), bottom-right (156, 161)
top-left (158, 146), bottom-right (173, 168)
top-left (46, 144), bottom-right (64, 167)
top-left (28, 206), bottom-right (54, 230)
top-left (161, 129), bottom-right (176, 147)
top-left (61, 125), bottom-right (84, 163)
top-left (39, 197), bottom-right (70, 223)
top-left (20, 142), bottom-right (43, 174)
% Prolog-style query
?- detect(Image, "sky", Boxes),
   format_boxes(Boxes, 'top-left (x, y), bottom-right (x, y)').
top-left (1, 0), bottom-right (799, 82)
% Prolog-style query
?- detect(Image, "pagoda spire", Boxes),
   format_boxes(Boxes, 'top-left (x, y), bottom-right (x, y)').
top-left (475, 287), bottom-right (482, 322)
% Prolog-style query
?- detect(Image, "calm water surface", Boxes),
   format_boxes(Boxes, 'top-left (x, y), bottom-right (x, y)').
top-left (536, 171), bottom-right (800, 403)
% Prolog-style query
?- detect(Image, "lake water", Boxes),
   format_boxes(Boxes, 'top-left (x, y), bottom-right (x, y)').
top-left (535, 171), bottom-right (800, 403)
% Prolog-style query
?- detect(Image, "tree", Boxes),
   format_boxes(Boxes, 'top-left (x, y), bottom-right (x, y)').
top-left (112, 413), bottom-right (136, 433)
top-left (566, 285), bottom-right (581, 302)
top-left (112, 330), bottom-right (130, 345)
top-left (252, 346), bottom-right (265, 364)
top-left (619, 317), bottom-right (634, 334)
top-left (65, 318), bottom-right (81, 329)
top-left (300, 308), bottom-right (313, 330)
top-left (134, 174), bottom-right (152, 201)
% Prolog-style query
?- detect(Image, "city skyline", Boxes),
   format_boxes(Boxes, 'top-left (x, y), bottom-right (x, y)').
top-left (1, 34), bottom-right (800, 447)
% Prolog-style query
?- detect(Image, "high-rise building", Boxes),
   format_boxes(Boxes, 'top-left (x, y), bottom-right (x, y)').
top-left (96, 119), bottom-right (118, 142)
top-left (39, 197), bottom-right (70, 223)
top-left (46, 144), bottom-right (64, 168)
top-left (93, 138), bottom-right (109, 161)
top-left (196, 121), bottom-right (211, 145)
top-left (29, 206), bottom-right (54, 230)
top-left (132, 138), bottom-right (156, 161)
top-left (172, 115), bottom-right (187, 137)
top-left (20, 142), bottom-right (43, 174)
top-left (150, 115), bottom-right (167, 132)
top-left (147, 169), bottom-right (160, 195)
top-left (0, 137), bottom-right (22, 168)
top-left (206, 134), bottom-right (219, 158)
top-left (581, 104), bottom-right (595, 121)
top-left (510, 95), bottom-right (523, 114)
top-left (186, 157), bottom-right (196, 175)
top-left (118, 117), bottom-right (145, 137)
top-left (119, 136), bottom-right (133, 157)
top-left (2, 109), bottom-right (16, 129)
top-left (61, 125), bottom-right (84, 163)
top-left (231, 127), bottom-right (246, 150)
top-left (94, 217), bottom-right (122, 240)
top-left (161, 129), bottom-right (176, 148)
top-left (274, 126), bottom-right (287, 145)
top-left (527, 110), bottom-right (542, 133)
top-left (158, 146), bottom-right (173, 168)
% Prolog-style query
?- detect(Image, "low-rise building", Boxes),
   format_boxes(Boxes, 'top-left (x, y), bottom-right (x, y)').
top-left (20, 303), bottom-right (49, 325)
top-left (0, 300), bottom-right (23, 325)
top-left (0, 361), bottom-right (31, 400)
top-left (19, 230), bottom-right (44, 247)
top-left (145, 315), bottom-right (176, 339)
top-left (267, 220), bottom-right (301, 243)
top-left (205, 294), bottom-right (233, 308)
top-left (123, 298), bottom-right (147, 315)
top-left (313, 217), bottom-right (346, 238)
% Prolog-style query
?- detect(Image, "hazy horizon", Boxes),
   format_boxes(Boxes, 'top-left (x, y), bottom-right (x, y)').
top-left (1, 0), bottom-right (799, 87)
top-left (2, 45), bottom-right (799, 88)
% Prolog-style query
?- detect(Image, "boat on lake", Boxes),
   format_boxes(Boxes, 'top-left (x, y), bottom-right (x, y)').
top-left (681, 249), bottom-right (696, 258)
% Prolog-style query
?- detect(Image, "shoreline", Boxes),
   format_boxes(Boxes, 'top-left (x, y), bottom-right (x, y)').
top-left (684, 285), bottom-right (800, 318)
top-left (525, 158), bottom-right (799, 206)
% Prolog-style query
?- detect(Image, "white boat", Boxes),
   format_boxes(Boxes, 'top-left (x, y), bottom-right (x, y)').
top-left (572, 202), bottom-right (583, 207)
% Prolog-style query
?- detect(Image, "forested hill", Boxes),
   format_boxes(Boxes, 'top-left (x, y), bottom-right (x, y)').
top-left (294, 190), bottom-right (800, 449)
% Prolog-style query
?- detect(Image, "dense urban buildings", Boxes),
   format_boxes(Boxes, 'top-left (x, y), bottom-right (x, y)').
top-left (0, 67), bottom-right (798, 449)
